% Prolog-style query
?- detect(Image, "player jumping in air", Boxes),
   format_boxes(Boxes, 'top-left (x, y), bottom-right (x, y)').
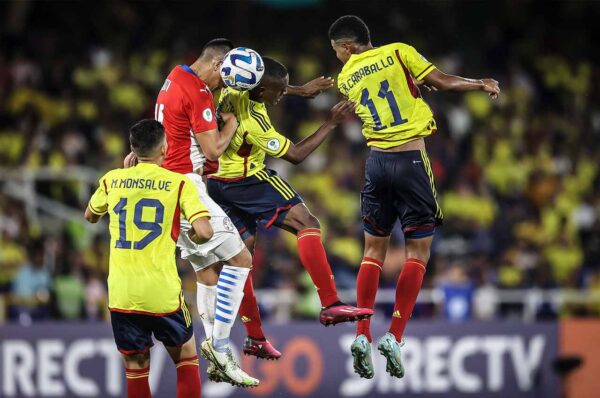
top-left (328, 15), bottom-right (500, 379)
top-left (200, 56), bottom-right (372, 369)
top-left (85, 120), bottom-right (213, 398)
top-left (150, 38), bottom-right (259, 387)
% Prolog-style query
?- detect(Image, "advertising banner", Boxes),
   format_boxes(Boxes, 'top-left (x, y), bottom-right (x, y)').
top-left (0, 321), bottom-right (559, 397)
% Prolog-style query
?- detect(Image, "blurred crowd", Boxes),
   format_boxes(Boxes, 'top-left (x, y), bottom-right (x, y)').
top-left (1, 0), bottom-right (599, 324)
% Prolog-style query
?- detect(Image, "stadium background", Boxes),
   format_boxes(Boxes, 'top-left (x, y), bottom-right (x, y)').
top-left (0, 0), bottom-right (599, 397)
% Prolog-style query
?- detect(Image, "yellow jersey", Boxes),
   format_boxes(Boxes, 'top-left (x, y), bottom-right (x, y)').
top-left (337, 42), bottom-right (437, 149)
top-left (87, 163), bottom-right (210, 315)
top-left (213, 87), bottom-right (291, 179)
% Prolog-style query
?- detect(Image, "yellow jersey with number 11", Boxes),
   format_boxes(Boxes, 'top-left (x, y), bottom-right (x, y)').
top-left (337, 43), bottom-right (437, 149)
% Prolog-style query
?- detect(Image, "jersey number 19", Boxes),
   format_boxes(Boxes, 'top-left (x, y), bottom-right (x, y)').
top-left (113, 198), bottom-right (164, 250)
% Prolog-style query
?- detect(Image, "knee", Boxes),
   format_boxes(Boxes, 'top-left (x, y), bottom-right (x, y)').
top-left (293, 212), bottom-right (320, 231)
top-left (124, 352), bottom-right (150, 369)
top-left (405, 240), bottom-right (431, 264)
top-left (303, 214), bottom-right (320, 229)
top-left (228, 247), bottom-right (253, 268)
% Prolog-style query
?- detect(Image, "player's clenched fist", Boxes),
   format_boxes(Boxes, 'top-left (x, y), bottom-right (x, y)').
top-left (327, 100), bottom-right (356, 124)
top-left (481, 78), bottom-right (500, 99)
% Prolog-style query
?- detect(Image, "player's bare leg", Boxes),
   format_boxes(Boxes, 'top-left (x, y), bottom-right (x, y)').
top-left (352, 232), bottom-right (389, 378)
top-left (281, 203), bottom-right (373, 326)
top-left (165, 334), bottom-right (201, 398)
top-left (238, 234), bottom-right (282, 360)
top-left (378, 235), bottom-right (432, 379)
top-left (121, 352), bottom-right (151, 398)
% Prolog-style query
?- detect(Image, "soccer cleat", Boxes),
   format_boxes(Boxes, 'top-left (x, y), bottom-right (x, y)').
top-left (206, 362), bottom-right (230, 384)
top-left (243, 337), bottom-right (282, 360)
top-left (351, 334), bottom-right (374, 379)
top-left (200, 338), bottom-right (260, 388)
top-left (319, 302), bottom-right (374, 326)
top-left (377, 333), bottom-right (405, 378)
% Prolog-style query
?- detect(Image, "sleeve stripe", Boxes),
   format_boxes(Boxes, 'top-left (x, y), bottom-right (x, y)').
top-left (188, 210), bottom-right (210, 222)
top-left (274, 139), bottom-right (291, 157)
top-left (87, 204), bottom-right (106, 215)
top-left (415, 64), bottom-right (435, 80)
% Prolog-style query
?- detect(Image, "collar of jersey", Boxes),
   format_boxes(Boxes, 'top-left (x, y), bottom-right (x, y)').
top-left (180, 64), bottom-right (198, 77)
top-left (135, 162), bottom-right (159, 168)
top-left (347, 46), bottom-right (379, 63)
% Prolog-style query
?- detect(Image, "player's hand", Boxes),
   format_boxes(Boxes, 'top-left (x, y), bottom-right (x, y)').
top-left (300, 76), bottom-right (335, 98)
top-left (327, 100), bottom-right (356, 124)
top-left (481, 78), bottom-right (500, 99)
top-left (123, 151), bottom-right (138, 168)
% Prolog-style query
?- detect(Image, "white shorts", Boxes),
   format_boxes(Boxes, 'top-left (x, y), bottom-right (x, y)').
top-left (177, 173), bottom-right (245, 272)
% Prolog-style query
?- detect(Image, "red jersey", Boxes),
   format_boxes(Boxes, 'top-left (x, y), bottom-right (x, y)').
top-left (155, 65), bottom-right (218, 174)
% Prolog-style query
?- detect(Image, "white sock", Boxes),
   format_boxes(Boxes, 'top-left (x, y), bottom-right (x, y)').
top-left (196, 282), bottom-right (216, 339)
top-left (212, 265), bottom-right (250, 352)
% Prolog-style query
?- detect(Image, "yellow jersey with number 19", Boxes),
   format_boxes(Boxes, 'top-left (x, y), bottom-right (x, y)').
top-left (337, 42), bottom-right (437, 149)
top-left (87, 163), bottom-right (210, 315)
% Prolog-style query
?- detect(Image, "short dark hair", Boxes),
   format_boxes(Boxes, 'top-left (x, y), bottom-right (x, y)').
top-left (261, 56), bottom-right (288, 81)
top-left (328, 15), bottom-right (371, 45)
top-left (201, 38), bottom-right (234, 58)
top-left (129, 119), bottom-right (165, 157)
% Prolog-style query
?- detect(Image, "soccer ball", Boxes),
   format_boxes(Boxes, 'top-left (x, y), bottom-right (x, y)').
top-left (220, 47), bottom-right (264, 90)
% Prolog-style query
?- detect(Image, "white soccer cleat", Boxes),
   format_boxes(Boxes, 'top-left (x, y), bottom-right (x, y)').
top-left (200, 338), bottom-right (260, 388)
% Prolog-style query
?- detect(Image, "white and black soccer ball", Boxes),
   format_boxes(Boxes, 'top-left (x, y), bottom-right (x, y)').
top-left (220, 47), bottom-right (264, 91)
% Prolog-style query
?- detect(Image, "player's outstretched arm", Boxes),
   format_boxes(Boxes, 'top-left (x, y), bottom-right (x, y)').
top-left (282, 100), bottom-right (355, 165)
top-left (195, 111), bottom-right (239, 161)
top-left (286, 76), bottom-right (334, 98)
top-left (188, 217), bottom-right (213, 244)
top-left (423, 69), bottom-right (500, 98)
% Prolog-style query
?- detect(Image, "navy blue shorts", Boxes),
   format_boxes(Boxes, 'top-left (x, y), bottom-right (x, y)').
top-left (207, 168), bottom-right (303, 239)
top-left (110, 305), bottom-right (194, 354)
top-left (361, 150), bottom-right (443, 238)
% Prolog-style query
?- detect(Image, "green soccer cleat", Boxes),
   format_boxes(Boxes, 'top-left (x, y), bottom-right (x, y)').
top-left (200, 338), bottom-right (260, 388)
top-left (377, 333), bottom-right (405, 379)
top-left (351, 334), bottom-right (374, 379)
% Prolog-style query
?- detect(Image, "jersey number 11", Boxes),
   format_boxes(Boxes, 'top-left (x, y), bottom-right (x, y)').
top-left (360, 79), bottom-right (407, 131)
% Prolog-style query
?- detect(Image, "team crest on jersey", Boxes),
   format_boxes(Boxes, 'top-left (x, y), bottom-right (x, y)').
top-left (267, 139), bottom-right (280, 151)
top-left (202, 108), bottom-right (213, 122)
top-left (223, 217), bottom-right (234, 232)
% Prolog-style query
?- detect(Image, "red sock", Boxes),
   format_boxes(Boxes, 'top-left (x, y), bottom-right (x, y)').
top-left (356, 257), bottom-right (382, 343)
top-left (125, 368), bottom-right (151, 398)
top-left (389, 258), bottom-right (427, 341)
top-left (297, 228), bottom-right (340, 307)
top-left (239, 270), bottom-right (266, 339)
top-left (176, 356), bottom-right (201, 398)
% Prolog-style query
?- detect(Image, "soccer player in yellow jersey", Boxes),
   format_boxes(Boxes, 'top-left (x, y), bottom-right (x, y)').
top-left (203, 57), bottom-right (372, 362)
top-left (84, 119), bottom-right (214, 398)
top-left (328, 15), bottom-right (500, 379)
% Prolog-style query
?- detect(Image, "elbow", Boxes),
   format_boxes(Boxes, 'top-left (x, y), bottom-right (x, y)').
top-left (204, 149), bottom-right (219, 162)
top-left (285, 151), bottom-right (304, 165)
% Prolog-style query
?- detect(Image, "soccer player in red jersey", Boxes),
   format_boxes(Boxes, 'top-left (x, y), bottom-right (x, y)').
top-left (328, 16), bottom-right (499, 379)
top-left (151, 38), bottom-right (259, 387)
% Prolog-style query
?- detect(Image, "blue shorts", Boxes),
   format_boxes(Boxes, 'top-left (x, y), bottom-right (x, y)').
top-left (207, 168), bottom-right (303, 239)
top-left (110, 306), bottom-right (194, 354)
top-left (361, 150), bottom-right (443, 238)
